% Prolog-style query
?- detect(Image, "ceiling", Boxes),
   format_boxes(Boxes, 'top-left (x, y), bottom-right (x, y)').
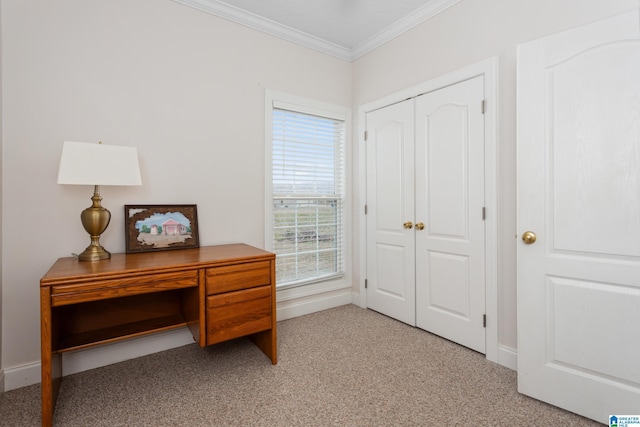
top-left (172, 0), bottom-right (462, 61)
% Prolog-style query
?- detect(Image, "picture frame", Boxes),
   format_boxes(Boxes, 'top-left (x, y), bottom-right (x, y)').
top-left (125, 204), bottom-right (200, 254)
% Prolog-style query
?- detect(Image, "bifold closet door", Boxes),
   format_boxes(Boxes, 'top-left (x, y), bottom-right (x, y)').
top-left (365, 99), bottom-right (416, 326)
top-left (414, 76), bottom-right (486, 354)
top-left (365, 76), bottom-right (487, 355)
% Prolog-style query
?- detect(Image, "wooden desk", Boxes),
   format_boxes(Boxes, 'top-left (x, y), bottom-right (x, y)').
top-left (40, 244), bottom-right (276, 427)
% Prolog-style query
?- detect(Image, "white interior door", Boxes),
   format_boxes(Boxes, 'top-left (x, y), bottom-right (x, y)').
top-left (517, 10), bottom-right (640, 423)
top-left (365, 99), bottom-right (416, 325)
top-left (415, 76), bottom-right (486, 354)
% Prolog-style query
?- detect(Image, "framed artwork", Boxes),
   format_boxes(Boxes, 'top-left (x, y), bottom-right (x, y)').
top-left (125, 204), bottom-right (199, 254)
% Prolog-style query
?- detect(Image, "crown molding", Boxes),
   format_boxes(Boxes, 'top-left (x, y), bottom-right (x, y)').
top-left (350, 0), bottom-right (462, 60)
top-left (172, 0), bottom-right (461, 62)
top-left (172, 0), bottom-right (352, 60)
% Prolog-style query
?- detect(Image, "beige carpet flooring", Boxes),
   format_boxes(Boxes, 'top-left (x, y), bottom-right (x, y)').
top-left (0, 304), bottom-right (602, 426)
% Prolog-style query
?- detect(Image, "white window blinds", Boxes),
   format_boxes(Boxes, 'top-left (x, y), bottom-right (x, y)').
top-left (272, 106), bottom-right (345, 287)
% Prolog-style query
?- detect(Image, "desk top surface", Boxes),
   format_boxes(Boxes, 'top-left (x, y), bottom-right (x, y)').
top-left (41, 243), bottom-right (274, 286)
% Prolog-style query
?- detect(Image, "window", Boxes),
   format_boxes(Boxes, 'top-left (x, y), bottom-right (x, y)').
top-left (267, 95), bottom-right (347, 288)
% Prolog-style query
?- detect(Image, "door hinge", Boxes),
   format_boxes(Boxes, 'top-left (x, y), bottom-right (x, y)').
top-left (364, 204), bottom-right (368, 215)
top-left (483, 314), bottom-right (487, 328)
top-left (481, 99), bottom-right (486, 114)
top-left (364, 130), bottom-right (368, 141)
top-left (482, 207), bottom-right (486, 220)
top-left (365, 279), bottom-right (368, 289)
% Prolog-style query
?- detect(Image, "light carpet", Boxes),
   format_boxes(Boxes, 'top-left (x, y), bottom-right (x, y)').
top-left (0, 304), bottom-right (602, 426)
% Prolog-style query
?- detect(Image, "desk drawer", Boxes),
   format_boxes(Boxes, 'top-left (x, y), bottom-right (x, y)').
top-left (206, 285), bottom-right (271, 345)
top-left (51, 270), bottom-right (198, 306)
top-left (205, 261), bottom-right (271, 295)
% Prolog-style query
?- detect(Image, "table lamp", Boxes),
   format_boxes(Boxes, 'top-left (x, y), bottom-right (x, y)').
top-left (57, 141), bottom-right (142, 261)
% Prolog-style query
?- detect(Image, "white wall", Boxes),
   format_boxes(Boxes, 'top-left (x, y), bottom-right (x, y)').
top-left (351, 0), bottom-right (639, 355)
top-left (1, 0), bottom-right (350, 388)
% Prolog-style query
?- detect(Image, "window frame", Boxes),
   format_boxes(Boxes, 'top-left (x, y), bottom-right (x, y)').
top-left (265, 90), bottom-right (351, 292)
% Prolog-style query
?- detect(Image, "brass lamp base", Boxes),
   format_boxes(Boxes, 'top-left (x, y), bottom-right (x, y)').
top-left (78, 242), bottom-right (111, 261)
top-left (78, 185), bottom-right (112, 262)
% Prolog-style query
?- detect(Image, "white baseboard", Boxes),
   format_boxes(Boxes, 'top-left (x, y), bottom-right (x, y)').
top-left (61, 328), bottom-right (195, 376)
top-left (3, 329), bottom-right (195, 392)
top-left (498, 344), bottom-right (517, 371)
top-left (350, 290), bottom-right (364, 307)
top-left (276, 285), bottom-right (352, 321)
top-left (4, 361), bottom-right (41, 391)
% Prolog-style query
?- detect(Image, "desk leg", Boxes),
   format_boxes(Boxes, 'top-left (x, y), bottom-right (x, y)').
top-left (249, 277), bottom-right (278, 365)
top-left (253, 263), bottom-right (278, 365)
top-left (41, 287), bottom-right (61, 427)
top-left (249, 329), bottom-right (277, 365)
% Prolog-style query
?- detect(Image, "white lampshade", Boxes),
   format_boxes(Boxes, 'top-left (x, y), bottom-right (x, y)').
top-left (57, 141), bottom-right (142, 186)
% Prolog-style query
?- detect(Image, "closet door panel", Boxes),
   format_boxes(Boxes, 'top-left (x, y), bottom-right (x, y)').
top-left (365, 99), bottom-right (416, 325)
top-left (415, 76), bottom-right (486, 354)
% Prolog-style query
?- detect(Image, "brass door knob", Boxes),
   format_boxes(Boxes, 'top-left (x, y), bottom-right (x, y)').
top-left (522, 231), bottom-right (537, 244)
top-left (403, 221), bottom-right (413, 229)
top-left (415, 222), bottom-right (425, 230)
